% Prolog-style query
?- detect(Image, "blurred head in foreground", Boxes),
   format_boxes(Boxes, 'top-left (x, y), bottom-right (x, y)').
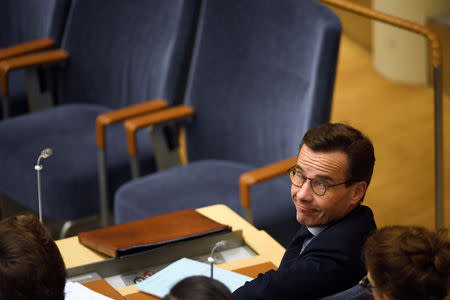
top-left (363, 226), bottom-right (449, 300)
top-left (0, 215), bottom-right (66, 299)
top-left (164, 275), bottom-right (235, 300)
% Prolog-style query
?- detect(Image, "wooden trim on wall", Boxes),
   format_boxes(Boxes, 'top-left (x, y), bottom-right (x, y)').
top-left (326, 0), bottom-right (373, 51)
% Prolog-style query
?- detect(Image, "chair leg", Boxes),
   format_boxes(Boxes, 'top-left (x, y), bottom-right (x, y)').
top-left (130, 156), bottom-right (140, 178)
top-left (24, 67), bottom-right (55, 112)
top-left (97, 148), bottom-right (109, 227)
top-left (149, 124), bottom-right (183, 171)
top-left (244, 207), bottom-right (254, 225)
top-left (1, 95), bottom-right (10, 119)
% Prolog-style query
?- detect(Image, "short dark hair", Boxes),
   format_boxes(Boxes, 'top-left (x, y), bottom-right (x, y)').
top-left (301, 122), bottom-right (375, 187)
top-left (163, 276), bottom-right (235, 300)
top-left (364, 226), bottom-right (450, 300)
top-left (0, 215), bottom-right (66, 300)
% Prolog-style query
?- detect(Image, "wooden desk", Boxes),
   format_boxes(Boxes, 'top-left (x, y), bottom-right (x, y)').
top-left (56, 204), bottom-right (285, 298)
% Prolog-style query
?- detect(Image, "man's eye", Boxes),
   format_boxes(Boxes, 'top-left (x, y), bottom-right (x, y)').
top-left (312, 179), bottom-right (326, 186)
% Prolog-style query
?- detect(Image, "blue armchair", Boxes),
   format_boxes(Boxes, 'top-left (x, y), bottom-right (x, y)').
top-left (114, 0), bottom-right (342, 246)
top-left (0, 0), bottom-right (200, 236)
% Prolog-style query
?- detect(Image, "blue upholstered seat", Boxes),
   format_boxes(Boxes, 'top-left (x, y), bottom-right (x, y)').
top-left (114, 0), bottom-right (342, 246)
top-left (0, 104), bottom-right (155, 219)
top-left (0, 0), bottom-right (70, 118)
top-left (0, 1), bottom-right (199, 225)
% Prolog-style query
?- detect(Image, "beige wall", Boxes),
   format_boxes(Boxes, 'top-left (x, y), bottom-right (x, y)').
top-left (373, 0), bottom-right (450, 84)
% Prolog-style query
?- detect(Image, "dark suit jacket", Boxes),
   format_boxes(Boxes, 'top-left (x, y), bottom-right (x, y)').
top-left (233, 205), bottom-right (376, 300)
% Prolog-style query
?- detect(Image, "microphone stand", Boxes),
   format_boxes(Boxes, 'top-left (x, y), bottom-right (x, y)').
top-left (35, 148), bottom-right (53, 223)
top-left (207, 240), bottom-right (226, 279)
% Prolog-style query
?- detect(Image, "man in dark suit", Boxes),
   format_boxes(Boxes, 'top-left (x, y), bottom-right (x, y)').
top-left (233, 123), bottom-right (377, 300)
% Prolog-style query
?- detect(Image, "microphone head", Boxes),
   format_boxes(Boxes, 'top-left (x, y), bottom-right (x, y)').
top-left (210, 240), bottom-right (227, 258)
top-left (41, 148), bottom-right (53, 158)
top-left (216, 240), bottom-right (227, 249)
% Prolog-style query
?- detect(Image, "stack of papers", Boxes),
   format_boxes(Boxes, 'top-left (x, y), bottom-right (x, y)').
top-left (136, 257), bottom-right (253, 298)
top-left (64, 281), bottom-right (113, 300)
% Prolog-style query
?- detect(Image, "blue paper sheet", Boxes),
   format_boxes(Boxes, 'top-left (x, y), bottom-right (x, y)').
top-left (136, 257), bottom-right (253, 298)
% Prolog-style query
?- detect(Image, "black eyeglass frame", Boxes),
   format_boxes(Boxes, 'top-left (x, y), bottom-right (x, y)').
top-left (287, 167), bottom-right (354, 196)
top-left (359, 275), bottom-right (377, 295)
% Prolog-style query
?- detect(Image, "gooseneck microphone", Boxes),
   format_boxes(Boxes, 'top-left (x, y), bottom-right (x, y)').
top-left (35, 148), bottom-right (53, 223)
top-left (207, 240), bottom-right (227, 279)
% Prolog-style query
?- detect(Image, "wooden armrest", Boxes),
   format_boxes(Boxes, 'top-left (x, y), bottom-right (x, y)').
top-left (95, 99), bottom-right (169, 149)
top-left (0, 38), bottom-right (54, 61)
top-left (0, 49), bottom-right (69, 95)
top-left (239, 156), bottom-right (297, 208)
top-left (124, 105), bottom-right (195, 156)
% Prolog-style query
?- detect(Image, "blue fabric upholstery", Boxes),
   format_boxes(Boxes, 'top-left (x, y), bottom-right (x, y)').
top-left (57, 0), bottom-right (199, 108)
top-left (0, 0), bottom-right (70, 117)
top-left (0, 0), bottom-right (200, 221)
top-left (184, 0), bottom-right (341, 165)
top-left (0, 0), bottom-right (68, 47)
top-left (114, 0), bottom-right (341, 246)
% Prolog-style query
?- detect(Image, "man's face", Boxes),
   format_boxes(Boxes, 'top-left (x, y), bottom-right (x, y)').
top-left (291, 145), bottom-right (365, 227)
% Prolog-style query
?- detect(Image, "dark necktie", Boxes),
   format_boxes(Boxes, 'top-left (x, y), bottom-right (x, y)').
top-left (279, 225), bottom-right (314, 269)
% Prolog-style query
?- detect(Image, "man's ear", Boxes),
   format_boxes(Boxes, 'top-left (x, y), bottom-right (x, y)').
top-left (351, 181), bottom-right (367, 204)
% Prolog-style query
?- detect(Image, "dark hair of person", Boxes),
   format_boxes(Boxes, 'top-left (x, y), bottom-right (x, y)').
top-left (0, 215), bottom-right (67, 300)
top-left (163, 275), bottom-right (235, 300)
top-left (301, 122), bottom-right (375, 194)
top-left (363, 226), bottom-right (450, 300)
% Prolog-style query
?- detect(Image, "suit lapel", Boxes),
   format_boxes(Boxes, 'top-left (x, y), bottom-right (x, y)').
top-left (279, 225), bottom-right (313, 269)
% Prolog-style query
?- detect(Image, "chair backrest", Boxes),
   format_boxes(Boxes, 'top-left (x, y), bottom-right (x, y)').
top-left (57, 0), bottom-right (200, 109)
top-left (0, 0), bottom-right (70, 47)
top-left (184, 0), bottom-right (341, 166)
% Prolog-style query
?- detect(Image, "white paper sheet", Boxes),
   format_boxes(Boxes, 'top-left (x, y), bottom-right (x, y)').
top-left (64, 281), bottom-right (114, 300)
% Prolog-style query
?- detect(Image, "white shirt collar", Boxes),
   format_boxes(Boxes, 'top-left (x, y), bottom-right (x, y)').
top-left (306, 225), bottom-right (327, 237)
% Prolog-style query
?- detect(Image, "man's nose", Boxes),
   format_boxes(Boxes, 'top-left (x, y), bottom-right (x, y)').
top-left (296, 179), bottom-right (314, 201)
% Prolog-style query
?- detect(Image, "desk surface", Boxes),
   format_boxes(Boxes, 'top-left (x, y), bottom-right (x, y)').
top-left (56, 204), bottom-right (285, 297)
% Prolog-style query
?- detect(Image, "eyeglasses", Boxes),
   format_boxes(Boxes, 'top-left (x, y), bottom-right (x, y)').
top-left (288, 167), bottom-right (352, 196)
top-left (359, 275), bottom-right (377, 295)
